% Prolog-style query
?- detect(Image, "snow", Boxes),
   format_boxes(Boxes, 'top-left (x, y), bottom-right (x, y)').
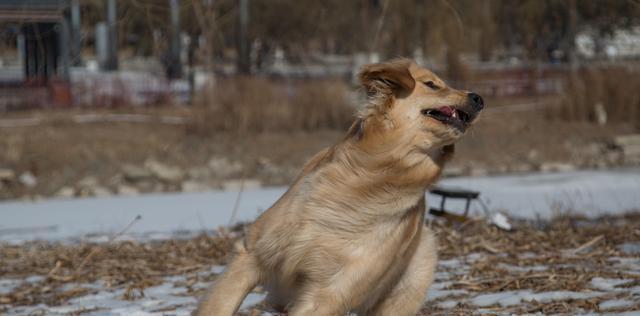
top-left (209, 265), bottom-right (226, 274)
top-left (619, 242), bottom-right (640, 255)
top-left (1, 168), bottom-right (639, 244)
top-left (424, 270), bottom-right (640, 309)
top-left (1, 274), bottom-right (266, 316)
top-left (436, 300), bottom-right (459, 309)
top-left (5, 286), bottom-right (197, 316)
top-left (0, 276), bottom-right (45, 294)
top-left (496, 263), bottom-right (548, 272)
top-left (240, 292), bottom-right (268, 310)
top-left (471, 291), bottom-right (529, 307)
top-left (470, 290), bottom-right (606, 307)
top-left (0, 279), bottom-right (20, 295)
top-left (1, 167), bottom-right (640, 313)
top-left (420, 254), bottom-right (632, 310)
top-left (438, 167), bottom-right (640, 219)
top-left (436, 275), bottom-right (640, 311)
top-left (579, 312), bottom-right (640, 316)
top-left (436, 259), bottom-right (464, 269)
top-left (590, 277), bottom-right (631, 291)
top-left (609, 257), bottom-right (640, 273)
top-left (599, 299), bottom-right (636, 310)
top-left (426, 288), bottom-right (467, 300)
top-left (488, 212), bottom-right (512, 230)
top-left (0, 188), bottom-right (284, 243)
top-left (3, 250), bottom-right (639, 315)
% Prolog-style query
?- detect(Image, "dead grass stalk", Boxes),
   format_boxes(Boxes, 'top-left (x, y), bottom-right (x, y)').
top-left (188, 76), bottom-right (355, 135)
top-left (551, 66), bottom-right (640, 127)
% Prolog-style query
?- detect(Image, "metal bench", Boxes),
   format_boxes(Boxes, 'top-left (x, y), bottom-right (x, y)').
top-left (428, 186), bottom-right (483, 222)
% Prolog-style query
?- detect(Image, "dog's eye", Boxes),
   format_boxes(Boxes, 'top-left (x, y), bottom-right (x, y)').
top-left (423, 81), bottom-right (439, 90)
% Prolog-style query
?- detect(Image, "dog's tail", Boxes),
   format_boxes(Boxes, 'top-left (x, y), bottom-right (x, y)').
top-left (195, 242), bottom-right (260, 316)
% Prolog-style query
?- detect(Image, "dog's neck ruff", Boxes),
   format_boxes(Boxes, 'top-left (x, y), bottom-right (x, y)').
top-left (339, 137), bottom-right (446, 190)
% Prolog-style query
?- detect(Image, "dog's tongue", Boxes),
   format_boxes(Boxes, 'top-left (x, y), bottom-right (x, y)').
top-left (438, 106), bottom-right (458, 118)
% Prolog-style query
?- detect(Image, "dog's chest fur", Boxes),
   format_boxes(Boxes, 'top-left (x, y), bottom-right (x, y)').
top-left (249, 152), bottom-right (432, 305)
top-left (242, 135), bottom-right (446, 310)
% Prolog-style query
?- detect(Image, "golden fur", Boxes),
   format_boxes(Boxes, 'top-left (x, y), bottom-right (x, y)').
top-left (196, 58), bottom-right (483, 316)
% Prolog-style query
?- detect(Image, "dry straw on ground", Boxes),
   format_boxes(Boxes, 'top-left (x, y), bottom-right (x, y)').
top-left (1, 213), bottom-right (639, 314)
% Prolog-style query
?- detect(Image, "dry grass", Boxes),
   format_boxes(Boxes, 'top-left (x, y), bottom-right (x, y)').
top-left (1, 212), bottom-right (639, 314)
top-left (188, 77), bottom-right (356, 134)
top-left (552, 66), bottom-right (640, 127)
top-left (417, 212), bottom-right (640, 314)
top-left (0, 231), bottom-right (238, 307)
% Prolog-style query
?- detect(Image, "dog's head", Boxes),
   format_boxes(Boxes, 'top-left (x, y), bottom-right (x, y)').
top-left (353, 58), bottom-right (483, 154)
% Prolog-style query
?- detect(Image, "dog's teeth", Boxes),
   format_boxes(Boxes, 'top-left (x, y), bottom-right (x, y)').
top-left (452, 110), bottom-right (458, 118)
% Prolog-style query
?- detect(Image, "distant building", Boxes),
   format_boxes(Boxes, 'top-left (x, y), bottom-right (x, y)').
top-left (0, 0), bottom-right (76, 82)
top-left (0, 0), bottom-right (78, 107)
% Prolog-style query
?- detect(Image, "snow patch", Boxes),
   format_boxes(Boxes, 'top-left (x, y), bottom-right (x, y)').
top-left (619, 242), bottom-right (640, 255)
top-left (1, 169), bottom-right (640, 244)
top-left (599, 299), bottom-right (635, 310)
top-left (590, 277), bottom-right (631, 291)
top-left (436, 300), bottom-right (459, 309)
top-left (471, 290), bottom-right (606, 307)
top-left (240, 292), bottom-right (267, 309)
top-left (497, 263), bottom-right (548, 272)
top-left (427, 289), bottom-right (467, 300)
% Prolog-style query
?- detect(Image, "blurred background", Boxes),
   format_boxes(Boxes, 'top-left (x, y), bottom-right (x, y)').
top-left (0, 0), bottom-right (639, 200)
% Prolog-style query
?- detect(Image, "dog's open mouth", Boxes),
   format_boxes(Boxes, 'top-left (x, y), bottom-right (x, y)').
top-left (422, 106), bottom-right (472, 129)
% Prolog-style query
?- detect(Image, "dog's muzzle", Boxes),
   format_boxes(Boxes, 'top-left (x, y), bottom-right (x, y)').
top-left (468, 92), bottom-right (484, 111)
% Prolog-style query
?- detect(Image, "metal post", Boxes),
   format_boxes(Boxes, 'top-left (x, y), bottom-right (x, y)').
top-left (58, 20), bottom-right (70, 79)
top-left (17, 33), bottom-right (25, 80)
top-left (168, 0), bottom-right (182, 78)
top-left (567, 0), bottom-right (578, 69)
top-left (463, 198), bottom-right (471, 217)
top-left (70, 0), bottom-right (82, 66)
top-left (106, 0), bottom-right (118, 71)
top-left (236, 0), bottom-right (250, 74)
top-left (96, 22), bottom-right (108, 69)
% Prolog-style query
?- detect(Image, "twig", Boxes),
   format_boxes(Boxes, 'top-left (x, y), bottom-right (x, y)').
top-left (566, 235), bottom-right (604, 255)
top-left (493, 278), bottom-right (516, 291)
top-left (47, 261), bottom-right (72, 282)
top-left (439, 0), bottom-right (465, 37)
top-left (452, 273), bottom-right (571, 287)
top-left (76, 214), bottom-right (142, 271)
top-left (369, 0), bottom-right (390, 55)
top-left (228, 177), bottom-right (246, 226)
top-left (196, 212), bottom-right (208, 235)
top-left (47, 215), bottom-right (142, 281)
top-left (480, 242), bottom-right (500, 254)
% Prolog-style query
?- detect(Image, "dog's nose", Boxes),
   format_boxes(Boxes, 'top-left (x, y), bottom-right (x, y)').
top-left (468, 92), bottom-right (484, 110)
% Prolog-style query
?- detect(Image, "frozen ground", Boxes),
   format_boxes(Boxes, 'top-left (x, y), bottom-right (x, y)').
top-left (1, 169), bottom-right (640, 315)
top-left (1, 266), bottom-right (263, 316)
top-left (1, 168), bottom-right (639, 244)
top-left (2, 247), bottom-right (640, 315)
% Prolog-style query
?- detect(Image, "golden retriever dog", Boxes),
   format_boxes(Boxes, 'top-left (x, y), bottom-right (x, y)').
top-left (196, 58), bottom-right (484, 316)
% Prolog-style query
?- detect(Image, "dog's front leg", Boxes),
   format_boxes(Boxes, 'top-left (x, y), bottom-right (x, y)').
top-left (365, 229), bottom-right (438, 316)
top-left (195, 251), bottom-right (260, 316)
top-left (288, 289), bottom-right (348, 316)
top-left (288, 258), bottom-right (393, 316)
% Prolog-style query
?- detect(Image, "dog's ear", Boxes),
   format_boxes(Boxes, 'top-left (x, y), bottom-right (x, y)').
top-left (358, 59), bottom-right (415, 96)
